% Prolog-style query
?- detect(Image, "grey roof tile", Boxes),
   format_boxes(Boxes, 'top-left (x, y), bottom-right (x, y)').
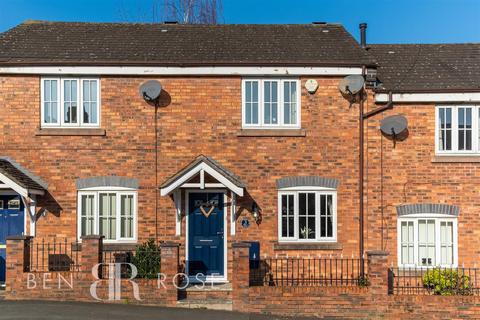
top-left (369, 44), bottom-right (480, 92)
top-left (0, 157), bottom-right (47, 191)
top-left (0, 21), bottom-right (373, 67)
top-left (160, 155), bottom-right (245, 189)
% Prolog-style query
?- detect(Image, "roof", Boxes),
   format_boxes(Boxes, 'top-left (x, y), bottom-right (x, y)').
top-left (160, 155), bottom-right (245, 196)
top-left (0, 157), bottom-right (47, 192)
top-left (0, 21), bottom-right (373, 67)
top-left (369, 44), bottom-right (480, 93)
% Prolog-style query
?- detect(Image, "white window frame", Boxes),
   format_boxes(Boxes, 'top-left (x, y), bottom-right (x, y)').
top-left (242, 78), bottom-right (301, 129)
top-left (397, 214), bottom-right (458, 268)
top-left (278, 189), bottom-right (337, 243)
top-left (435, 105), bottom-right (478, 155)
top-left (41, 77), bottom-right (101, 128)
top-left (77, 189), bottom-right (137, 243)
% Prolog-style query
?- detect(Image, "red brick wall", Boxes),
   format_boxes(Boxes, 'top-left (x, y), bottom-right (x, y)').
top-left (363, 102), bottom-right (480, 266)
top-left (2, 73), bottom-right (476, 271)
top-left (0, 75), bottom-right (363, 270)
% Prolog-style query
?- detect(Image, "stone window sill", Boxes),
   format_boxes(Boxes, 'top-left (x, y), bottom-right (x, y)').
top-left (36, 128), bottom-right (106, 136)
top-left (274, 242), bottom-right (342, 251)
top-left (237, 129), bottom-right (306, 137)
top-left (432, 155), bottom-right (480, 163)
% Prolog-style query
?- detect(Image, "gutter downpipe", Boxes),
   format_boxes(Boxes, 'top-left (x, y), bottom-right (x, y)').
top-left (359, 90), bottom-right (393, 277)
top-left (359, 65), bottom-right (365, 276)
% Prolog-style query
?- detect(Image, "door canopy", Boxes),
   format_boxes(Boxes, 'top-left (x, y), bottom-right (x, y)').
top-left (0, 157), bottom-right (47, 198)
top-left (160, 155), bottom-right (245, 196)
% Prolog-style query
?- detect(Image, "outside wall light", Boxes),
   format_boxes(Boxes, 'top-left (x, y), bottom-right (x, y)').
top-left (251, 202), bottom-right (261, 223)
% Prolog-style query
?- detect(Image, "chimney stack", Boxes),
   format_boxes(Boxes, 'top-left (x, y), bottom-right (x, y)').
top-left (359, 23), bottom-right (367, 49)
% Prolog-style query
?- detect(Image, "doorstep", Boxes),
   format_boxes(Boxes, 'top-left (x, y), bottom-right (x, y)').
top-left (176, 299), bottom-right (232, 311)
top-left (177, 283), bottom-right (232, 311)
top-left (0, 284), bottom-right (5, 300)
top-left (179, 282), bottom-right (232, 291)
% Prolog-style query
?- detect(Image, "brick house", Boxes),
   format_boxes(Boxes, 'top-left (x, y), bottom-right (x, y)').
top-left (0, 20), bottom-right (479, 304)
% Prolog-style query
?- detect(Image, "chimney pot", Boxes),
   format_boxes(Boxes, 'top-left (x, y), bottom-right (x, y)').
top-left (359, 23), bottom-right (367, 49)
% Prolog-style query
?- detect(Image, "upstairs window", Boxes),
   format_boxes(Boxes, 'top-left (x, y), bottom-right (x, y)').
top-left (278, 190), bottom-right (336, 242)
top-left (242, 79), bottom-right (300, 128)
top-left (41, 77), bottom-right (100, 128)
top-left (436, 106), bottom-right (478, 154)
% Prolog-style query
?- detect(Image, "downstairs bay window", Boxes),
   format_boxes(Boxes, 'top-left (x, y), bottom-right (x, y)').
top-left (278, 190), bottom-right (337, 242)
top-left (398, 215), bottom-right (457, 267)
top-left (78, 190), bottom-right (136, 242)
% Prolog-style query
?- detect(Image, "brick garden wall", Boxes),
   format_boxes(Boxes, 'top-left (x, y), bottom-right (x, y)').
top-left (233, 246), bottom-right (480, 319)
top-left (5, 236), bottom-right (179, 306)
top-left (7, 239), bottom-right (480, 319)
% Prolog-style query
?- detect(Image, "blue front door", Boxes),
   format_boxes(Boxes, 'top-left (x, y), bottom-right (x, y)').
top-left (0, 195), bottom-right (25, 283)
top-left (188, 192), bottom-right (224, 278)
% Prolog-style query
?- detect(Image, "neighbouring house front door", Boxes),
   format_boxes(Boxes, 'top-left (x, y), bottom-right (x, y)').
top-left (0, 195), bottom-right (25, 283)
top-left (188, 192), bottom-right (224, 279)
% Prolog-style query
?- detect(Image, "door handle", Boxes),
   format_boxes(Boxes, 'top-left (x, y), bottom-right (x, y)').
top-left (217, 231), bottom-right (224, 235)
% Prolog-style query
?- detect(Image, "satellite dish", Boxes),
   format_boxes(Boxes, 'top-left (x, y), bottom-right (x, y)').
top-left (380, 115), bottom-right (408, 147)
top-left (338, 75), bottom-right (365, 96)
top-left (140, 80), bottom-right (162, 102)
top-left (380, 115), bottom-right (408, 136)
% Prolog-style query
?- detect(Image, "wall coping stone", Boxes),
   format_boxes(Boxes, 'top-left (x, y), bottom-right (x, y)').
top-left (232, 242), bottom-right (252, 248)
top-left (366, 250), bottom-right (389, 257)
top-left (160, 242), bottom-right (181, 248)
top-left (80, 235), bottom-right (105, 240)
top-left (6, 235), bottom-right (33, 240)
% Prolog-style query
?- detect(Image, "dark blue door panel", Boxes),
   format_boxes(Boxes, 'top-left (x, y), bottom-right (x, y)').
top-left (0, 195), bottom-right (25, 283)
top-left (188, 193), bottom-right (224, 277)
top-left (0, 249), bottom-right (5, 282)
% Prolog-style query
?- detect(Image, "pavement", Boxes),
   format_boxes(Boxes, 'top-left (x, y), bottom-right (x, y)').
top-left (0, 300), bottom-right (312, 320)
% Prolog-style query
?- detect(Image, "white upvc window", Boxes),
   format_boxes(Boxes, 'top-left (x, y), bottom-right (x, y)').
top-left (435, 105), bottom-right (479, 154)
top-left (41, 77), bottom-right (100, 128)
top-left (278, 190), bottom-right (337, 242)
top-left (397, 215), bottom-right (458, 268)
top-left (78, 190), bottom-right (136, 243)
top-left (242, 79), bottom-right (301, 129)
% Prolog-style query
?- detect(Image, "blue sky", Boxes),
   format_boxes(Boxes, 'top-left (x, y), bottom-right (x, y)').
top-left (0, 0), bottom-right (479, 43)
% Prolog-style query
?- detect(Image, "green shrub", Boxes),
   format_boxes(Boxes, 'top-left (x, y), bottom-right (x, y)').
top-left (422, 269), bottom-right (471, 295)
top-left (358, 275), bottom-right (369, 287)
top-left (130, 239), bottom-right (161, 279)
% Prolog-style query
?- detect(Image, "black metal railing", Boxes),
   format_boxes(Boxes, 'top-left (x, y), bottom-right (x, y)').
top-left (389, 267), bottom-right (480, 295)
top-left (28, 238), bottom-right (81, 272)
top-left (102, 248), bottom-right (161, 279)
top-left (250, 257), bottom-right (366, 287)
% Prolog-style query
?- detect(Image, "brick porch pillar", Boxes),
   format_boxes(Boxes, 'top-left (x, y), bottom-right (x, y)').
top-left (160, 242), bottom-right (180, 306)
top-left (5, 235), bottom-right (33, 297)
top-left (366, 250), bottom-right (389, 295)
top-left (80, 235), bottom-right (104, 279)
top-left (232, 242), bottom-right (251, 311)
